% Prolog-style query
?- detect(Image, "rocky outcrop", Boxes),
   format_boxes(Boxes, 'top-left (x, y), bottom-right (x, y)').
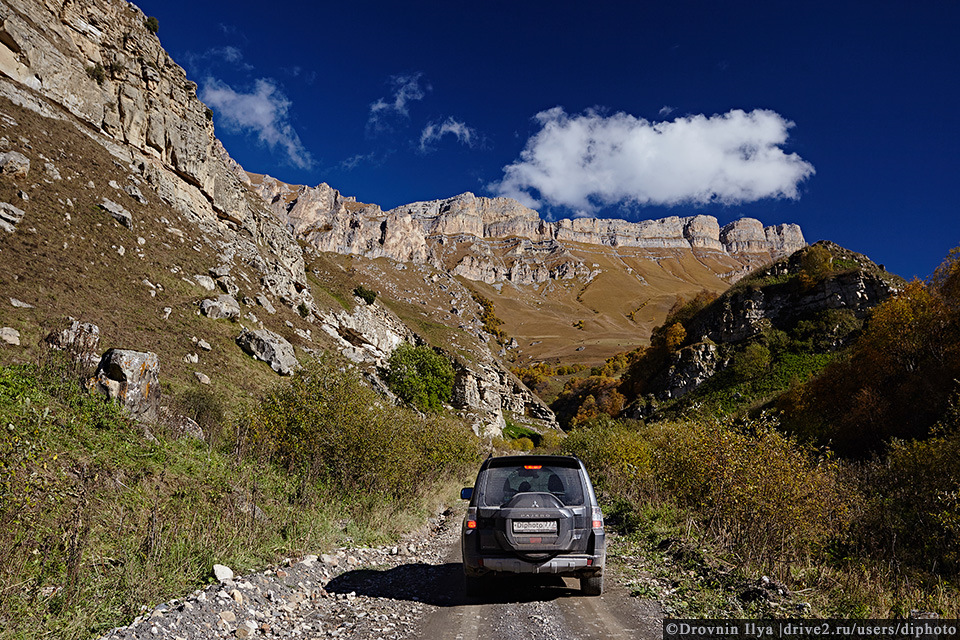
top-left (200, 294), bottom-right (241, 320)
top-left (686, 245), bottom-right (901, 345)
top-left (312, 293), bottom-right (556, 436)
top-left (0, 0), bottom-right (312, 311)
top-left (0, 149), bottom-right (28, 177)
top-left (236, 328), bottom-right (298, 376)
top-left (633, 243), bottom-right (903, 408)
top-left (0, 326), bottom-right (19, 345)
top-left (98, 197), bottom-right (133, 229)
top-left (0, 201), bottom-right (23, 232)
top-left (92, 348), bottom-right (161, 421)
top-left (45, 318), bottom-right (101, 367)
top-left (317, 299), bottom-right (412, 367)
top-left (660, 343), bottom-right (719, 399)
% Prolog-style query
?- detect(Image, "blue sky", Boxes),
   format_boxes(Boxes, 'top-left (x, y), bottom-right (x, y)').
top-left (135, 0), bottom-right (959, 280)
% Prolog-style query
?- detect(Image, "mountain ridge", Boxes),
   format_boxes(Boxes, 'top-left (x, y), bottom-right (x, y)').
top-left (249, 174), bottom-right (807, 286)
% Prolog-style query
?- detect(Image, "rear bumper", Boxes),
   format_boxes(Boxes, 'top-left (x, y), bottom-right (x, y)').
top-left (473, 554), bottom-right (603, 576)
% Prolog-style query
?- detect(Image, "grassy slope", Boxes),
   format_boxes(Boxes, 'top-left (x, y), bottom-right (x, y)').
top-left (484, 245), bottom-right (740, 366)
top-left (0, 96), bottom-right (334, 413)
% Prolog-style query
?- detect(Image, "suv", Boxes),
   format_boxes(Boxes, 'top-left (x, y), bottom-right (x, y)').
top-left (460, 454), bottom-right (605, 596)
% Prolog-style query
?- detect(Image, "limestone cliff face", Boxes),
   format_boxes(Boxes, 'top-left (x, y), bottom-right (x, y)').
top-left (253, 178), bottom-right (807, 286)
top-left (0, 0), bottom-right (311, 308)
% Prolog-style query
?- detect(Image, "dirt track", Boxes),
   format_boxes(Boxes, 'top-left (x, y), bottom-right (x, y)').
top-left (102, 506), bottom-right (661, 639)
top-left (327, 511), bottom-right (662, 640)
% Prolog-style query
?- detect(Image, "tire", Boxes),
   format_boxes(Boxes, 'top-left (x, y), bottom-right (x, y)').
top-left (580, 573), bottom-right (603, 596)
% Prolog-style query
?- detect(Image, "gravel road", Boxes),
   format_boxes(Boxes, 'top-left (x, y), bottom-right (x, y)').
top-left (102, 506), bottom-right (661, 640)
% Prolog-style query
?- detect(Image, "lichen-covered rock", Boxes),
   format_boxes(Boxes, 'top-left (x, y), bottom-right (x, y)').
top-left (92, 349), bottom-right (161, 421)
top-left (45, 318), bottom-right (101, 367)
top-left (200, 295), bottom-right (240, 320)
top-left (0, 201), bottom-right (25, 232)
top-left (0, 150), bottom-right (29, 178)
top-left (236, 328), bottom-right (298, 376)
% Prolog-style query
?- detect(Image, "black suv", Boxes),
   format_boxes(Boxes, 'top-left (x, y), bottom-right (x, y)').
top-left (460, 454), bottom-right (606, 596)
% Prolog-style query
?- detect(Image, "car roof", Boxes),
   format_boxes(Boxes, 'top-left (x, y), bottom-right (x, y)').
top-left (480, 454), bottom-right (584, 470)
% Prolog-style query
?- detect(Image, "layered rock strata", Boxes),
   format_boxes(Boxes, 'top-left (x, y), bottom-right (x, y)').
top-left (252, 179), bottom-right (806, 286)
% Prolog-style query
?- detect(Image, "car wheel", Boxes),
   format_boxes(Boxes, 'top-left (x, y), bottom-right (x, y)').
top-left (580, 574), bottom-right (603, 596)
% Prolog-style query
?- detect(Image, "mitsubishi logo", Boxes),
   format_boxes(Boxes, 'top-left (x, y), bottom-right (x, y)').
top-left (531, 500), bottom-right (540, 508)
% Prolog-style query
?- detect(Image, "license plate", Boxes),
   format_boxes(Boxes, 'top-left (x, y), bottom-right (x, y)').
top-left (513, 520), bottom-right (557, 533)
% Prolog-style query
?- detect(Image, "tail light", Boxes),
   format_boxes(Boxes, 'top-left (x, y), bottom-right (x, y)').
top-left (466, 519), bottom-right (477, 529)
top-left (591, 506), bottom-right (604, 530)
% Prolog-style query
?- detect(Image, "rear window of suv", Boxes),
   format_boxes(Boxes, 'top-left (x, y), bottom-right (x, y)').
top-left (480, 463), bottom-right (585, 507)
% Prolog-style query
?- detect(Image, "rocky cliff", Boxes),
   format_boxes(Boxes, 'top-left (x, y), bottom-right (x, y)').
top-left (252, 178), bottom-right (807, 286)
top-left (0, 0), bottom-right (310, 309)
top-left (0, 0), bottom-right (562, 437)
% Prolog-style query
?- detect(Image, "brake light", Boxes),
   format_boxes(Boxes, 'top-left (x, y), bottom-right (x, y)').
top-left (591, 507), bottom-right (604, 530)
top-left (523, 465), bottom-right (542, 470)
top-left (466, 520), bottom-right (477, 529)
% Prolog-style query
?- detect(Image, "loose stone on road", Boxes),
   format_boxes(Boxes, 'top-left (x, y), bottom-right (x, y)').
top-left (101, 507), bottom-right (660, 639)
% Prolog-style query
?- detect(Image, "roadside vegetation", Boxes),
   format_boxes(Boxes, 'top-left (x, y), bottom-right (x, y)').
top-left (0, 351), bottom-right (479, 640)
top-left (543, 245), bottom-right (960, 617)
top-left (384, 343), bottom-right (456, 412)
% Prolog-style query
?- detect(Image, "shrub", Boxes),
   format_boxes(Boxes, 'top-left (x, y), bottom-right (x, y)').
top-left (552, 375), bottom-right (625, 428)
top-left (353, 285), bottom-right (377, 305)
top-left (510, 362), bottom-right (553, 393)
top-left (730, 342), bottom-right (771, 381)
top-left (85, 63), bottom-right (106, 85)
top-left (238, 356), bottom-right (478, 509)
top-left (471, 292), bottom-right (507, 342)
top-left (105, 60), bottom-right (125, 76)
top-left (144, 16), bottom-right (159, 33)
top-left (385, 344), bottom-right (455, 412)
top-left (565, 415), bottom-right (856, 574)
top-left (177, 387), bottom-right (226, 443)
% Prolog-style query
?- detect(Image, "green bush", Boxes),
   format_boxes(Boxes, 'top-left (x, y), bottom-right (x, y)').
top-left (385, 343), bottom-right (455, 412)
top-left (0, 352), bottom-right (479, 638)
top-left (353, 285), bottom-right (377, 305)
top-left (730, 342), bottom-right (771, 381)
top-left (144, 16), bottom-right (159, 33)
top-left (238, 356), bottom-right (478, 508)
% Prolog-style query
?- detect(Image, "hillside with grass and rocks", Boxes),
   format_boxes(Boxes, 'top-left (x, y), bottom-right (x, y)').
top-left (3, 0), bottom-right (960, 637)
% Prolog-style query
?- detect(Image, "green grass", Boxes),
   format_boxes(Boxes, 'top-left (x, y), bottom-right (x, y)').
top-left (649, 349), bottom-right (839, 421)
top-left (502, 419), bottom-right (542, 446)
top-left (0, 354), bottom-right (478, 640)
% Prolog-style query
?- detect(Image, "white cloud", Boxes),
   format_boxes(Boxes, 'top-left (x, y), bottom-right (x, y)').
top-left (368, 73), bottom-right (429, 130)
top-left (419, 117), bottom-right (477, 152)
top-left (490, 107), bottom-right (815, 211)
top-left (658, 105), bottom-right (675, 117)
top-left (201, 77), bottom-right (313, 170)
